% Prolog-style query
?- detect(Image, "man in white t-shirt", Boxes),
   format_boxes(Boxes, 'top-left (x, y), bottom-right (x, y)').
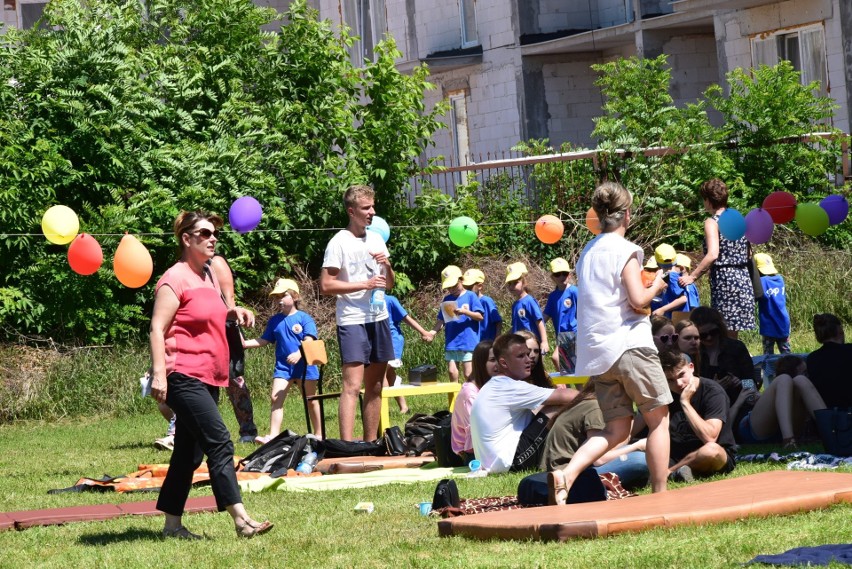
top-left (470, 334), bottom-right (578, 474)
top-left (320, 185), bottom-right (395, 441)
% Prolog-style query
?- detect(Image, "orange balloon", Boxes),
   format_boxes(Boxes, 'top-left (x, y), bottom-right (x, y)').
top-left (585, 207), bottom-right (601, 235)
top-left (534, 214), bottom-right (564, 244)
top-left (113, 234), bottom-right (153, 288)
top-left (68, 233), bottom-right (103, 275)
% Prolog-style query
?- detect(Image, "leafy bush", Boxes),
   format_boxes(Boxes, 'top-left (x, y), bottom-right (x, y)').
top-left (0, 0), bottom-right (445, 343)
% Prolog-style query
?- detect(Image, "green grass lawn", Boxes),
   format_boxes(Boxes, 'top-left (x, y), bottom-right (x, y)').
top-left (0, 392), bottom-right (850, 569)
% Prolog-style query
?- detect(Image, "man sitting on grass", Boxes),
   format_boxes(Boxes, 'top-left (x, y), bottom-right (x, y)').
top-left (470, 333), bottom-right (578, 474)
top-left (600, 348), bottom-right (737, 485)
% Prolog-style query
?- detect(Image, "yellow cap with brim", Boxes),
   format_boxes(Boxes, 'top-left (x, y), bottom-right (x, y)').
top-left (674, 254), bottom-right (692, 270)
top-left (441, 265), bottom-right (463, 289)
top-left (270, 278), bottom-right (300, 296)
top-left (549, 257), bottom-right (572, 274)
top-left (462, 268), bottom-right (485, 286)
top-left (754, 253), bottom-right (777, 275)
top-left (505, 262), bottom-right (528, 283)
top-left (644, 256), bottom-right (659, 270)
top-left (654, 243), bottom-right (676, 265)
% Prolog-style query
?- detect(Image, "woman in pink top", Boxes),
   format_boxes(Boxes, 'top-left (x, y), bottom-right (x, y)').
top-left (150, 211), bottom-right (272, 540)
top-left (451, 340), bottom-right (498, 462)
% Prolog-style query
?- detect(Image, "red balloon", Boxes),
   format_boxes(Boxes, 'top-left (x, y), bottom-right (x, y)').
top-left (762, 191), bottom-right (797, 224)
top-left (67, 233), bottom-right (103, 276)
top-left (585, 207), bottom-right (601, 235)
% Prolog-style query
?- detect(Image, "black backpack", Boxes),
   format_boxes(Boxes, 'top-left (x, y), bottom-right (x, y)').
top-left (240, 432), bottom-right (314, 474)
top-left (404, 411), bottom-right (452, 455)
top-left (317, 438), bottom-right (386, 458)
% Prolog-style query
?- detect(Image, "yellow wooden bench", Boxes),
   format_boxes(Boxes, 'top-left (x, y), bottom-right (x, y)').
top-left (378, 382), bottom-right (461, 432)
top-left (549, 373), bottom-right (591, 390)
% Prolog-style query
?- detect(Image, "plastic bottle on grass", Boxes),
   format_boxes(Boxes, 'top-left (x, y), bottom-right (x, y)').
top-left (296, 446), bottom-right (318, 474)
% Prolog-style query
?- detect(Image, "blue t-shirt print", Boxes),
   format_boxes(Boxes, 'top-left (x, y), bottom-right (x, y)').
top-left (479, 294), bottom-right (502, 341)
top-left (438, 290), bottom-right (484, 352)
top-left (511, 294), bottom-right (543, 339)
top-left (261, 311), bottom-right (320, 379)
top-left (544, 285), bottom-right (578, 333)
top-left (758, 274), bottom-right (790, 338)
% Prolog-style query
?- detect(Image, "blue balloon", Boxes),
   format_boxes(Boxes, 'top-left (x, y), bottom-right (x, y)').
top-left (367, 215), bottom-right (390, 243)
top-left (718, 208), bottom-right (746, 241)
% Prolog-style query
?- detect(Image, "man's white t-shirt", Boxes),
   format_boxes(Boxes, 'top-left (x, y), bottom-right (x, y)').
top-left (575, 232), bottom-right (656, 377)
top-left (322, 229), bottom-right (390, 326)
top-left (469, 375), bottom-right (554, 474)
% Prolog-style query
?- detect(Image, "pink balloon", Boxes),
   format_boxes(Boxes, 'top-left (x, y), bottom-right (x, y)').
top-left (819, 195), bottom-right (849, 226)
top-left (744, 208), bottom-right (774, 244)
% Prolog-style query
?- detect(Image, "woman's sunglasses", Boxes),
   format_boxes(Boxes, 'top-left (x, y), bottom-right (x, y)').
top-left (192, 228), bottom-right (220, 239)
top-left (657, 334), bottom-right (679, 344)
top-left (699, 328), bottom-right (719, 340)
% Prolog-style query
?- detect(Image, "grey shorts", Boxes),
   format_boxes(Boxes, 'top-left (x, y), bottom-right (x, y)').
top-left (593, 347), bottom-right (673, 422)
top-left (337, 320), bottom-right (395, 365)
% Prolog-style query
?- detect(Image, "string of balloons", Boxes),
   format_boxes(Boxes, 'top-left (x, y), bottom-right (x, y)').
top-left (30, 191), bottom-right (852, 289)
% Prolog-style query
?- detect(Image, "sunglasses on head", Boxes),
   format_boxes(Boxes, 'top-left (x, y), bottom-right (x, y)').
top-left (699, 328), bottom-right (719, 340)
top-left (192, 228), bottom-right (220, 239)
top-left (658, 334), bottom-right (679, 344)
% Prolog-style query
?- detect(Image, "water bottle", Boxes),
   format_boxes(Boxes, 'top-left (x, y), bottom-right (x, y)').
top-left (295, 446), bottom-right (318, 474)
top-left (369, 263), bottom-right (386, 314)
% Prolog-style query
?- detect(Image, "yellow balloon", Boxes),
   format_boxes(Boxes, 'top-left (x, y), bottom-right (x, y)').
top-left (113, 234), bottom-right (153, 288)
top-left (41, 205), bottom-right (80, 245)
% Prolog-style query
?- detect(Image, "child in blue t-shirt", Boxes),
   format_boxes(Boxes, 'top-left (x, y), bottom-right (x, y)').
top-left (384, 294), bottom-right (431, 412)
top-left (754, 253), bottom-right (791, 354)
top-left (543, 257), bottom-right (578, 373)
top-left (462, 268), bottom-right (502, 341)
top-left (654, 254), bottom-right (699, 319)
top-left (505, 262), bottom-right (549, 355)
top-left (427, 265), bottom-right (484, 382)
top-left (244, 278), bottom-right (319, 443)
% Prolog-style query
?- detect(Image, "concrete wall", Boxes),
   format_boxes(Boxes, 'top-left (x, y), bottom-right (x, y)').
top-left (714, 0), bottom-right (848, 133)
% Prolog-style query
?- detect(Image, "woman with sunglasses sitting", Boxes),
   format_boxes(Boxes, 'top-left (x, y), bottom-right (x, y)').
top-left (689, 307), bottom-right (755, 406)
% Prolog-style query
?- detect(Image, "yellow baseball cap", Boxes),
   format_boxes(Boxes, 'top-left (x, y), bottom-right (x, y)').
top-left (441, 265), bottom-right (463, 289)
top-left (754, 253), bottom-right (777, 275)
top-left (654, 243), bottom-right (676, 265)
top-left (549, 258), bottom-right (572, 274)
top-left (674, 254), bottom-right (692, 270)
top-left (462, 268), bottom-right (485, 286)
top-left (270, 278), bottom-right (300, 296)
top-left (505, 262), bottom-right (528, 283)
top-left (643, 256), bottom-right (659, 270)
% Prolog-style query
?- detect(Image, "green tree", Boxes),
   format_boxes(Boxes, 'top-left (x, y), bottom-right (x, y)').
top-left (0, 0), bottom-right (445, 343)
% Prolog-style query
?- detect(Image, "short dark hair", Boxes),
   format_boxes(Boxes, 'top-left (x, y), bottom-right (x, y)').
top-left (699, 178), bottom-right (729, 209)
top-left (658, 348), bottom-right (689, 379)
top-left (690, 306), bottom-right (730, 338)
top-left (813, 313), bottom-right (843, 344)
top-left (775, 355), bottom-right (805, 377)
top-left (492, 333), bottom-right (527, 362)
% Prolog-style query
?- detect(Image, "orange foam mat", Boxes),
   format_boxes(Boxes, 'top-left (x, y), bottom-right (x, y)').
top-left (2, 496), bottom-right (218, 531)
top-left (438, 471), bottom-right (852, 542)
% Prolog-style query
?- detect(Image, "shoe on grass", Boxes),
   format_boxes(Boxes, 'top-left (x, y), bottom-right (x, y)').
top-left (669, 465), bottom-right (694, 483)
top-left (238, 435), bottom-right (256, 443)
top-left (154, 435), bottom-right (174, 451)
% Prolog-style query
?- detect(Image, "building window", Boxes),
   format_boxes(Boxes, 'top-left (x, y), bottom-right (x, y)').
top-left (460, 0), bottom-right (478, 48)
top-left (16, 0), bottom-right (47, 29)
top-left (751, 24), bottom-right (827, 96)
top-left (449, 91), bottom-right (470, 184)
top-left (344, 0), bottom-right (386, 66)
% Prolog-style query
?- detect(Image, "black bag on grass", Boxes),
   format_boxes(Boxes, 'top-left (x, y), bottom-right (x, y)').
top-left (240, 431), bottom-right (313, 473)
top-left (435, 424), bottom-right (465, 467)
top-left (318, 438), bottom-right (386, 458)
top-left (432, 478), bottom-right (460, 510)
top-left (404, 410), bottom-right (452, 455)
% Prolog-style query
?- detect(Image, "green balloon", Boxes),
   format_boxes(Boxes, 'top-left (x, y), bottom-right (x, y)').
top-left (448, 216), bottom-right (478, 247)
top-left (795, 202), bottom-right (830, 236)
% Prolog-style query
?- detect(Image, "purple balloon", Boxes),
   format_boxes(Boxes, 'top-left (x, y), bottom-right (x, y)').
top-left (744, 207), bottom-right (774, 244)
top-left (717, 208), bottom-right (746, 241)
top-left (229, 196), bottom-right (262, 234)
top-left (819, 195), bottom-right (849, 226)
